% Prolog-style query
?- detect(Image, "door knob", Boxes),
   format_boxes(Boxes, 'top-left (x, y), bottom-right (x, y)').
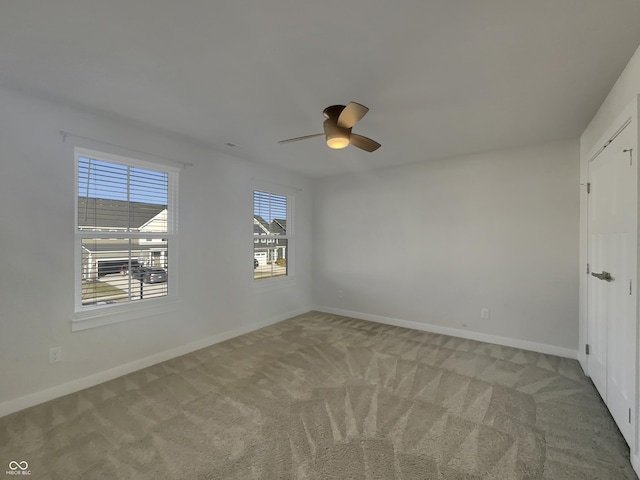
top-left (591, 271), bottom-right (613, 282)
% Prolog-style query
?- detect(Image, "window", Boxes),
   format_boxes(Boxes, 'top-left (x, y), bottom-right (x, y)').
top-left (75, 148), bottom-right (177, 316)
top-left (253, 189), bottom-right (291, 280)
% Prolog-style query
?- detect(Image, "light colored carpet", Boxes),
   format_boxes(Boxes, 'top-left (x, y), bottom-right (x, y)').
top-left (0, 311), bottom-right (636, 479)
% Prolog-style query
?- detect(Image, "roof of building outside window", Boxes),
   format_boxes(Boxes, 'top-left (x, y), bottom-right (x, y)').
top-left (78, 197), bottom-right (166, 230)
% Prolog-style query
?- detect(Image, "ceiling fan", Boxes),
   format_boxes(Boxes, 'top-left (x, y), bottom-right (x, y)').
top-left (278, 102), bottom-right (381, 152)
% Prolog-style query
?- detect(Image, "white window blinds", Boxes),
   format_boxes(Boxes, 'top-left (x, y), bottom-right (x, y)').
top-left (253, 190), bottom-right (290, 280)
top-left (77, 157), bottom-right (169, 232)
top-left (75, 149), bottom-right (176, 312)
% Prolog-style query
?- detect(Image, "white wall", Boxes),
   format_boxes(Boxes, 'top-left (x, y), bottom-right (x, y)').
top-left (0, 86), bottom-right (312, 412)
top-left (312, 140), bottom-right (579, 351)
top-left (581, 45), bottom-right (640, 158)
top-left (578, 44), bottom-right (640, 472)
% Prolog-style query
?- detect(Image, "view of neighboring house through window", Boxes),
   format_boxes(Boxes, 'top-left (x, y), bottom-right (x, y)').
top-left (75, 148), bottom-right (177, 311)
top-left (254, 190), bottom-right (290, 280)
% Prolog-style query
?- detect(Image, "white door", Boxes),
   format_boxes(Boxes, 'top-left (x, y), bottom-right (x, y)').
top-left (587, 120), bottom-right (637, 446)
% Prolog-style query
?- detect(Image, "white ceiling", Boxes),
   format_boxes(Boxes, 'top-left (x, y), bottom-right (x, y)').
top-left (2, 1), bottom-right (640, 177)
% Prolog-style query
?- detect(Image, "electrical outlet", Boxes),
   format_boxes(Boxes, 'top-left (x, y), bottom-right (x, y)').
top-left (480, 308), bottom-right (490, 320)
top-left (49, 347), bottom-right (62, 364)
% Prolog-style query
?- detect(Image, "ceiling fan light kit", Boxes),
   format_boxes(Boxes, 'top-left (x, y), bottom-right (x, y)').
top-left (279, 102), bottom-right (381, 152)
top-left (324, 119), bottom-right (351, 149)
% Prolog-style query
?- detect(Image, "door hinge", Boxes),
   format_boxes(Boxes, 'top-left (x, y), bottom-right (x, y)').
top-left (630, 279), bottom-right (633, 295)
top-left (585, 344), bottom-right (590, 355)
top-left (587, 182), bottom-right (591, 194)
top-left (629, 408), bottom-right (632, 424)
top-left (587, 264), bottom-right (590, 274)
top-left (624, 148), bottom-right (633, 166)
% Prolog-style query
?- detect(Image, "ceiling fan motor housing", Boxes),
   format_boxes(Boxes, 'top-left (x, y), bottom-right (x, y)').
top-left (323, 105), bottom-right (346, 120)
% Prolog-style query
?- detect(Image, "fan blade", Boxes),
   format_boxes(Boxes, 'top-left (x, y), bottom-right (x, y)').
top-left (278, 133), bottom-right (324, 144)
top-left (350, 134), bottom-right (381, 152)
top-left (337, 102), bottom-right (369, 128)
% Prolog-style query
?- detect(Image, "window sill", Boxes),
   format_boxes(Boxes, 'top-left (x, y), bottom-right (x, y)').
top-left (72, 297), bottom-right (182, 331)
top-left (252, 276), bottom-right (296, 292)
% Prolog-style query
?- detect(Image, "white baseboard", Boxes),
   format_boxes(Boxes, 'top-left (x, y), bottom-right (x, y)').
top-left (633, 452), bottom-right (640, 478)
top-left (576, 352), bottom-right (589, 376)
top-left (0, 307), bottom-right (310, 418)
top-left (313, 306), bottom-right (578, 359)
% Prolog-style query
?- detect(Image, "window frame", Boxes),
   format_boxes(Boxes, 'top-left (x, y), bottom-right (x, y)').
top-left (73, 147), bottom-right (179, 329)
top-left (252, 186), bottom-right (294, 286)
